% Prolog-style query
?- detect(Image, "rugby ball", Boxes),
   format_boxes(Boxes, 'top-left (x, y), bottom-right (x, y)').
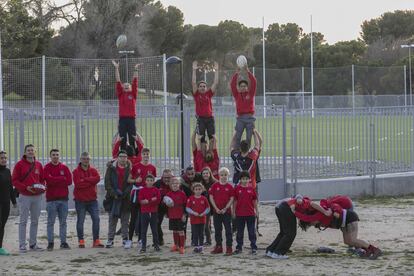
top-left (116, 34), bottom-right (127, 49)
top-left (163, 196), bottom-right (174, 207)
top-left (236, 55), bottom-right (248, 68)
top-left (31, 183), bottom-right (46, 194)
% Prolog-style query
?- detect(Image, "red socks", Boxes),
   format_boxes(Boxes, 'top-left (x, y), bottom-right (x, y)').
top-left (179, 234), bottom-right (185, 248)
top-left (173, 232), bottom-right (179, 246)
top-left (173, 232), bottom-right (185, 247)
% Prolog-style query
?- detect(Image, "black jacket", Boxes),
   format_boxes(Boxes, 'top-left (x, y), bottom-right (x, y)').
top-left (104, 160), bottom-right (132, 212)
top-left (0, 165), bottom-right (16, 204)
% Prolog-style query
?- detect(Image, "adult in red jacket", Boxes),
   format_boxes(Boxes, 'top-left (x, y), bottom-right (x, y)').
top-left (44, 149), bottom-right (72, 251)
top-left (72, 152), bottom-right (104, 248)
top-left (12, 144), bottom-right (44, 252)
top-left (112, 60), bottom-right (141, 151)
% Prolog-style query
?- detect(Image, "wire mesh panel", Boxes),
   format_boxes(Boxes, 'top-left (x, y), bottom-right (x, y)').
top-left (45, 56), bottom-right (164, 106)
top-left (1, 57), bottom-right (42, 108)
top-left (184, 104), bottom-right (284, 181)
top-left (289, 106), bottom-right (414, 180)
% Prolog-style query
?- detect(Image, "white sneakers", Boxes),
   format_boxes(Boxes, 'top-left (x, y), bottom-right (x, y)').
top-left (124, 240), bottom-right (132, 249)
top-left (105, 240), bottom-right (114, 248)
top-left (271, 253), bottom-right (289, 259)
top-left (266, 251), bottom-right (289, 259)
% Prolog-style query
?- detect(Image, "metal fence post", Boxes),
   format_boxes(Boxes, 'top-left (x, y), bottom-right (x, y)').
top-left (19, 112), bottom-right (25, 155)
top-left (352, 64), bottom-right (355, 113)
top-left (404, 65), bottom-right (407, 107)
top-left (369, 120), bottom-right (376, 196)
top-left (42, 56), bottom-right (46, 162)
top-left (0, 32), bottom-right (4, 150)
top-left (291, 114), bottom-right (297, 195)
top-left (282, 105), bottom-right (288, 197)
top-left (75, 111), bottom-right (81, 164)
top-left (162, 54), bottom-right (169, 168)
top-left (301, 66), bottom-right (305, 110)
top-left (183, 108), bottom-right (191, 172)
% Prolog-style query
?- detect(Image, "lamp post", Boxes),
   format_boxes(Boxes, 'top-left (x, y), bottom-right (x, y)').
top-left (401, 44), bottom-right (414, 105)
top-left (166, 56), bottom-right (184, 172)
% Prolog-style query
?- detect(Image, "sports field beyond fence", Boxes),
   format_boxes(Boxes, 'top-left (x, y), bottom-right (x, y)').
top-left (3, 105), bottom-right (414, 180)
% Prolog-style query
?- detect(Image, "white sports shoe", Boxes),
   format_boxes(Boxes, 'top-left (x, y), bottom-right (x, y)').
top-left (124, 240), bottom-right (132, 249)
top-left (105, 240), bottom-right (114, 248)
top-left (266, 251), bottom-right (273, 257)
top-left (271, 253), bottom-right (289, 259)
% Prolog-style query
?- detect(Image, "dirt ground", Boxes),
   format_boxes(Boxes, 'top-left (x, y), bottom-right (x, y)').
top-left (1, 196), bottom-right (414, 276)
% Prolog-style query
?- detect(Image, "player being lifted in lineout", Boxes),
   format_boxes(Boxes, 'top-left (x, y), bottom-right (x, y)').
top-left (112, 60), bottom-right (141, 152)
top-left (192, 60), bottom-right (219, 147)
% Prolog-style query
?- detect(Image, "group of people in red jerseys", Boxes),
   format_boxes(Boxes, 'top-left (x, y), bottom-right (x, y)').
top-left (0, 58), bottom-right (383, 261)
top-left (1, 145), bottom-right (104, 254)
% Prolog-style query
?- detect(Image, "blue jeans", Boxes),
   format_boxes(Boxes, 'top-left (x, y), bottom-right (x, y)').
top-left (75, 200), bottom-right (100, 241)
top-left (236, 216), bottom-right (257, 250)
top-left (46, 200), bottom-right (68, 244)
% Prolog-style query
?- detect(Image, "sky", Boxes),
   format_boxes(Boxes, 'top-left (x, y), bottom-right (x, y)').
top-left (158, 0), bottom-right (413, 44)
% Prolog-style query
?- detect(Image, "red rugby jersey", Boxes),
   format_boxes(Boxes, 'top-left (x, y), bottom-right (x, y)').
top-left (186, 195), bottom-right (210, 224)
top-left (234, 185), bottom-right (257, 217)
top-left (166, 190), bottom-right (187, 219)
top-left (193, 89), bottom-right (213, 117)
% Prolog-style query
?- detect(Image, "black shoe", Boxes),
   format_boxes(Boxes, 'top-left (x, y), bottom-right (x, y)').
top-left (154, 245), bottom-right (161, 252)
top-left (47, 242), bottom-right (54, 251)
top-left (193, 247), bottom-right (199, 253)
top-left (251, 249), bottom-right (257, 255)
top-left (204, 241), bottom-right (212, 246)
top-left (234, 248), bottom-right (242, 255)
top-left (140, 248), bottom-right (146, 254)
top-left (159, 240), bottom-right (164, 246)
top-left (60, 242), bottom-right (71, 249)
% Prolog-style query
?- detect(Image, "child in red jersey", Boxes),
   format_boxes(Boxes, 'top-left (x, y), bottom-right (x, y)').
top-left (192, 61), bottom-right (219, 145)
top-left (138, 174), bottom-right (161, 253)
top-left (209, 167), bottom-right (234, 255)
top-left (126, 148), bottom-right (157, 247)
top-left (166, 177), bottom-right (187, 254)
top-left (230, 65), bottom-right (257, 148)
top-left (112, 60), bottom-right (141, 151)
top-left (186, 183), bottom-right (210, 253)
top-left (233, 171), bottom-right (258, 255)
